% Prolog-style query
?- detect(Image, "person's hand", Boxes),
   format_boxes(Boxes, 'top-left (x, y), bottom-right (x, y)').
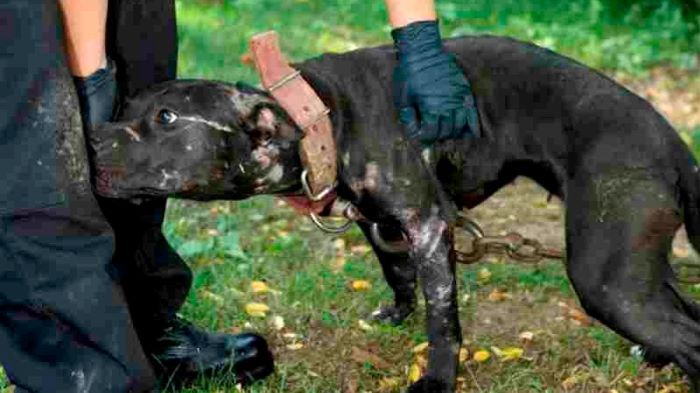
top-left (73, 60), bottom-right (118, 131)
top-left (392, 20), bottom-right (480, 145)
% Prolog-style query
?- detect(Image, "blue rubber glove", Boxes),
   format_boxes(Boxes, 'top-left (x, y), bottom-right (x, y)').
top-left (392, 20), bottom-right (480, 145)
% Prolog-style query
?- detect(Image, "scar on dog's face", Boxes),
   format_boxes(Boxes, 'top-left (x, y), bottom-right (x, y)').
top-left (90, 80), bottom-right (302, 201)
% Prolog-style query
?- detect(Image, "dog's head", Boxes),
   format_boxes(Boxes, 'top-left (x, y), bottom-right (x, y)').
top-left (90, 80), bottom-right (303, 201)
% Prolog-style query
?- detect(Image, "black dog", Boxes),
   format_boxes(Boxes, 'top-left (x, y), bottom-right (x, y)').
top-left (90, 35), bottom-right (700, 392)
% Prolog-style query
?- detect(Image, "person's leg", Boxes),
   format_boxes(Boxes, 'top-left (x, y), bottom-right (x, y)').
top-left (0, 1), bottom-right (156, 391)
top-left (102, 0), bottom-right (194, 346)
top-left (100, 0), bottom-right (274, 383)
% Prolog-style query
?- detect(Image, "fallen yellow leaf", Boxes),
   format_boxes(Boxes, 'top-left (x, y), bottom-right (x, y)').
top-left (351, 346), bottom-right (391, 370)
top-left (286, 342), bottom-right (304, 350)
top-left (459, 347), bottom-right (469, 363)
top-left (351, 280), bottom-right (372, 291)
top-left (412, 342), bottom-right (429, 354)
top-left (568, 308), bottom-right (593, 326)
top-left (518, 331), bottom-right (535, 342)
top-left (378, 377), bottom-right (400, 391)
top-left (561, 374), bottom-right (585, 389)
top-left (407, 363), bottom-right (422, 383)
top-left (250, 280), bottom-right (271, 293)
top-left (201, 290), bottom-right (224, 305)
top-left (357, 319), bottom-right (374, 332)
top-left (477, 268), bottom-right (492, 282)
top-left (473, 349), bottom-right (490, 362)
top-left (487, 288), bottom-right (509, 302)
top-left (245, 302), bottom-right (270, 317)
top-left (333, 238), bottom-right (346, 253)
top-left (350, 244), bottom-right (371, 254)
top-left (497, 347), bottom-right (524, 361)
top-left (270, 315), bottom-right (285, 331)
top-left (414, 354), bottom-right (427, 368)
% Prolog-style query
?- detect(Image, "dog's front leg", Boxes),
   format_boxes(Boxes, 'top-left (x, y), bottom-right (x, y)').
top-left (401, 205), bottom-right (460, 393)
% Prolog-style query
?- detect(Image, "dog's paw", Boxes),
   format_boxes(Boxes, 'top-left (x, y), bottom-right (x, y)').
top-left (630, 345), bottom-right (672, 368)
top-left (406, 376), bottom-right (452, 393)
top-left (369, 304), bottom-right (413, 325)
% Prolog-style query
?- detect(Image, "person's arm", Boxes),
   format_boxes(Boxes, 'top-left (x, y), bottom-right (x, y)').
top-left (58, 0), bottom-right (116, 132)
top-left (385, 0), bottom-right (480, 144)
top-left (385, 0), bottom-right (437, 27)
top-left (57, 0), bottom-right (108, 77)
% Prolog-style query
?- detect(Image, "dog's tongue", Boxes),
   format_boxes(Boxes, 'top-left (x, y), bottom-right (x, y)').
top-left (279, 195), bottom-right (335, 215)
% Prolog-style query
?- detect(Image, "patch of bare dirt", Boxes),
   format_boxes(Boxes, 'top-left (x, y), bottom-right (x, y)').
top-left (616, 67), bottom-right (700, 130)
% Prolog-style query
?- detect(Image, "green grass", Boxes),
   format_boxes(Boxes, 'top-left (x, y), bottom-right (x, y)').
top-left (177, 0), bottom-right (699, 82)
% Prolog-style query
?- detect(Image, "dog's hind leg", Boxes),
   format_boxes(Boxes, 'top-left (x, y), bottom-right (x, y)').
top-left (357, 222), bottom-right (417, 325)
top-left (566, 173), bottom-right (700, 391)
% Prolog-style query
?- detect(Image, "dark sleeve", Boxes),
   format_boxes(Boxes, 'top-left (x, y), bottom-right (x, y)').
top-left (106, 0), bottom-right (178, 97)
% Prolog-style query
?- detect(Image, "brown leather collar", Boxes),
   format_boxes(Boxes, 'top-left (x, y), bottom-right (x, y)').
top-left (249, 32), bottom-right (337, 211)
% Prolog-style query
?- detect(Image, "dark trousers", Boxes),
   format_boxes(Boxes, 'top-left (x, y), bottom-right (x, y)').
top-left (0, 1), bottom-right (190, 391)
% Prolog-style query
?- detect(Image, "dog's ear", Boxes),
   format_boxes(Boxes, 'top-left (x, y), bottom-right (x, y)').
top-left (245, 104), bottom-right (299, 145)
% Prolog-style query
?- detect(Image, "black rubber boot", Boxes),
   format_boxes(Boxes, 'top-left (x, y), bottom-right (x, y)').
top-left (148, 317), bottom-right (274, 385)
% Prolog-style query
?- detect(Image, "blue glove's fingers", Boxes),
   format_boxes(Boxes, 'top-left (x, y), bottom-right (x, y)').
top-left (417, 111), bottom-right (441, 144)
top-left (399, 106), bottom-right (421, 139)
top-left (452, 106), bottom-right (469, 139)
top-left (391, 21), bottom-right (480, 145)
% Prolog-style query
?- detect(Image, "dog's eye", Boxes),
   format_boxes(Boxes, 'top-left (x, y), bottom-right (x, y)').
top-left (156, 109), bottom-right (178, 125)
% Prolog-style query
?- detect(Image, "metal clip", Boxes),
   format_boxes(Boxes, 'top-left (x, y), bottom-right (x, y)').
top-left (301, 168), bottom-right (336, 202)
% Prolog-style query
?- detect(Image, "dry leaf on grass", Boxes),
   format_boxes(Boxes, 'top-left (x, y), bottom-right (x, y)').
top-left (658, 382), bottom-right (685, 393)
top-left (351, 280), bottom-right (372, 291)
top-left (244, 302), bottom-right (270, 317)
top-left (357, 319), bottom-right (374, 332)
top-left (378, 377), bottom-right (400, 391)
top-left (250, 280), bottom-right (271, 293)
top-left (567, 308), bottom-right (592, 326)
top-left (477, 267), bottom-right (492, 283)
top-left (491, 346), bottom-right (524, 361)
top-left (459, 347), bottom-right (470, 363)
top-left (519, 331), bottom-right (535, 342)
top-left (200, 290), bottom-right (224, 305)
top-left (407, 363), bottom-right (422, 383)
top-left (350, 244), bottom-right (371, 254)
top-left (270, 315), bottom-right (285, 331)
top-left (286, 342), bottom-right (304, 350)
top-left (412, 342), bottom-right (429, 354)
top-left (350, 346), bottom-right (390, 370)
top-left (487, 288), bottom-right (510, 302)
top-left (473, 349), bottom-right (491, 362)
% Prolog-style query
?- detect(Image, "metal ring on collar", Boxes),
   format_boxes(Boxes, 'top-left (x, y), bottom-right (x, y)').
top-left (370, 223), bottom-right (410, 253)
top-left (301, 169), bottom-right (336, 202)
top-left (309, 212), bottom-right (353, 234)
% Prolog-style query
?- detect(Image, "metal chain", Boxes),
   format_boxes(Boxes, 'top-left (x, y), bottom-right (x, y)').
top-left (455, 215), bottom-right (564, 264)
top-left (455, 214), bottom-right (700, 285)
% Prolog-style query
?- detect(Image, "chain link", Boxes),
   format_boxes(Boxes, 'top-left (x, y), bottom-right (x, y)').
top-left (455, 215), bottom-right (564, 264)
top-left (454, 215), bottom-right (700, 286)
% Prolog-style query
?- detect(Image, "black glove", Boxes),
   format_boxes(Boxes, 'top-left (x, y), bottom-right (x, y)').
top-left (73, 60), bottom-right (118, 130)
top-left (392, 20), bottom-right (480, 145)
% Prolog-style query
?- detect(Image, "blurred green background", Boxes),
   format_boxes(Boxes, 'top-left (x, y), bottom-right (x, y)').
top-left (178, 0), bottom-right (699, 81)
